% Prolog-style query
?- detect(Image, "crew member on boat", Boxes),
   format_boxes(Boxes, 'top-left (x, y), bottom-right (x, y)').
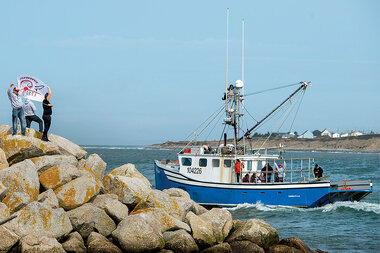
top-left (242, 173), bottom-right (249, 183)
top-left (314, 164), bottom-right (323, 179)
top-left (235, 159), bottom-right (244, 183)
top-left (261, 163), bottom-right (274, 182)
top-left (275, 162), bottom-right (286, 182)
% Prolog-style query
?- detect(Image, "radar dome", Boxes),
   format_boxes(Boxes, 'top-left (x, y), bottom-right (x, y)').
top-left (235, 80), bottom-right (244, 88)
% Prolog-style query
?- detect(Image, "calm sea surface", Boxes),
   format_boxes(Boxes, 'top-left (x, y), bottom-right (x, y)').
top-left (83, 146), bottom-right (380, 252)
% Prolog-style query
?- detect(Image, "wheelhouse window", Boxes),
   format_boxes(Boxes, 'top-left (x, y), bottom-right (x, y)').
top-left (212, 159), bottom-right (220, 167)
top-left (223, 159), bottom-right (232, 168)
top-left (199, 158), bottom-right (207, 167)
top-left (181, 157), bottom-right (192, 166)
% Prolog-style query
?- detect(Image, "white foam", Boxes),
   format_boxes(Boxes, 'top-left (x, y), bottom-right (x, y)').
top-left (225, 201), bottom-right (380, 215)
top-left (320, 201), bottom-right (380, 214)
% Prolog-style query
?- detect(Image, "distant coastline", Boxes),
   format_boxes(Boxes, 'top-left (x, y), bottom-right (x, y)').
top-left (147, 134), bottom-right (380, 153)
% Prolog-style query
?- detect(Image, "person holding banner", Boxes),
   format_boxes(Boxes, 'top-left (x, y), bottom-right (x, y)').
top-left (23, 99), bottom-right (43, 133)
top-left (42, 87), bottom-right (53, 141)
top-left (7, 83), bottom-right (26, 135)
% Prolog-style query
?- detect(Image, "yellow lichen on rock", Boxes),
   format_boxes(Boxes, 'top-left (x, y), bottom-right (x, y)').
top-left (54, 175), bottom-right (101, 210)
top-left (39, 166), bottom-right (61, 189)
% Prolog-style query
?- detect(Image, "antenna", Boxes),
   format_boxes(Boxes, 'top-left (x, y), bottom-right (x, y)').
top-left (241, 18), bottom-right (246, 152)
top-left (225, 8), bottom-right (229, 111)
top-left (242, 18), bottom-right (244, 86)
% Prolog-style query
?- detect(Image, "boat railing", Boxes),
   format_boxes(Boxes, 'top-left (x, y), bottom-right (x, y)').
top-left (239, 157), bottom-right (316, 184)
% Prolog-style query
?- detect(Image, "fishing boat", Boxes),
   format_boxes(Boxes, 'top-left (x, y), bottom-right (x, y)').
top-left (154, 14), bottom-right (373, 208)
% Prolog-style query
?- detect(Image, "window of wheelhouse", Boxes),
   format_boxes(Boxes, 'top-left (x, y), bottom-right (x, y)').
top-left (181, 157), bottom-right (192, 166)
top-left (212, 159), bottom-right (220, 167)
top-left (199, 158), bottom-right (207, 167)
top-left (223, 159), bottom-right (232, 168)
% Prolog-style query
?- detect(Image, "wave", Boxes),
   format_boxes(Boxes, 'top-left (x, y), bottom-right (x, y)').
top-left (225, 201), bottom-right (380, 214)
top-left (82, 146), bottom-right (175, 151)
top-left (320, 201), bottom-right (380, 214)
top-left (82, 146), bottom-right (145, 150)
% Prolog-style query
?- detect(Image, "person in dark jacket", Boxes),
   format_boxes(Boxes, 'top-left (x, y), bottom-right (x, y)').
top-left (261, 163), bottom-right (274, 182)
top-left (314, 164), bottom-right (323, 179)
top-left (42, 87), bottom-right (52, 141)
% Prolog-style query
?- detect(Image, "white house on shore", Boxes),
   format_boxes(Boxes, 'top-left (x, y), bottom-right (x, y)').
top-left (332, 133), bottom-right (340, 138)
top-left (321, 128), bottom-right (331, 137)
top-left (298, 130), bottom-right (314, 139)
top-left (350, 131), bottom-right (364, 137)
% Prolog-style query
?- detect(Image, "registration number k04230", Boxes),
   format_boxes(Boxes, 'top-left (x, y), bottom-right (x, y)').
top-left (187, 167), bottom-right (202, 174)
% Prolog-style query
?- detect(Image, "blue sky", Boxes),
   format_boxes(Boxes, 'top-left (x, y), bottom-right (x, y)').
top-left (1, 0), bottom-right (379, 145)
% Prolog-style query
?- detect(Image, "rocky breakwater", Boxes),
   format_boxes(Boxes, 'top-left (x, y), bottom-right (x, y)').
top-left (0, 124), bottom-right (326, 253)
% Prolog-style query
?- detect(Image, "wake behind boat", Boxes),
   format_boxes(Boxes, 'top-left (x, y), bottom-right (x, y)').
top-left (154, 15), bottom-right (372, 208)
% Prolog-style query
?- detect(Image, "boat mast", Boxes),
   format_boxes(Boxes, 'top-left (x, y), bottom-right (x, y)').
top-left (225, 8), bottom-right (229, 113)
top-left (238, 81), bottom-right (311, 142)
top-left (241, 18), bottom-right (245, 153)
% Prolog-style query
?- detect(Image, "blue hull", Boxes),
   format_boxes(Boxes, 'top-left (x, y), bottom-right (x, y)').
top-left (154, 163), bottom-right (372, 208)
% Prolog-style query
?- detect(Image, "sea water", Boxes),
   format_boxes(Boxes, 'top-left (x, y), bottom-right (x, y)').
top-left (83, 146), bottom-right (380, 252)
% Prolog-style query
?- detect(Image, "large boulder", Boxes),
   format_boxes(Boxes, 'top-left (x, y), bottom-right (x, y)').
top-left (103, 163), bottom-right (151, 188)
top-left (19, 234), bottom-right (65, 253)
top-left (67, 203), bottom-right (116, 238)
top-left (83, 154), bottom-right (107, 180)
top-left (2, 191), bottom-right (31, 214)
top-left (163, 229), bottom-right (199, 253)
top-left (30, 155), bottom-right (78, 175)
top-left (164, 188), bottom-right (207, 216)
top-left (0, 181), bottom-right (7, 200)
top-left (48, 134), bottom-right (87, 160)
top-left (200, 208), bottom-right (233, 243)
top-left (61, 232), bottom-right (87, 253)
top-left (129, 208), bottom-right (191, 233)
top-left (54, 175), bottom-right (101, 210)
top-left (37, 189), bottom-right (59, 209)
top-left (229, 240), bottom-right (265, 253)
top-left (87, 232), bottom-right (122, 253)
top-left (267, 244), bottom-right (304, 253)
top-left (0, 148), bottom-right (8, 170)
top-left (200, 243), bottom-right (232, 253)
top-left (103, 174), bottom-right (151, 208)
top-left (0, 226), bottom-right (20, 253)
top-left (1, 135), bottom-right (61, 165)
top-left (3, 201), bottom-right (72, 239)
top-left (0, 202), bottom-right (10, 220)
top-left (278, 237), bottom-right (313, 253)
top-left (0, 159), bottom-right (39, 201)
top-left (133, 189), bottom-right (188, 221)
top-left (186, 211), bottom-right (216, 249)
top-left (226, 218), bottom-right (279, 250)
top-left (91, 194), bottom-right (129, 223)
top-left (39, 164), bottom-right (93, 190)
top-left (112, 213), bottom-right (165, 252)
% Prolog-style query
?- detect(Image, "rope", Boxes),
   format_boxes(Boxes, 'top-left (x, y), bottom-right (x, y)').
top-left (257, 89), bottom-right (305, 150)
top-left (289, 90), bottom-right (305, 132)
top-left (245, 83), bottom-right (300, 97)
top-left (181, 105), bottom-right (226, 152)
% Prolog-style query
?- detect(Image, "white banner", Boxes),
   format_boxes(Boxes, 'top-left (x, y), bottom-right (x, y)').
top-left (17, 75), bottom-right (49, 102)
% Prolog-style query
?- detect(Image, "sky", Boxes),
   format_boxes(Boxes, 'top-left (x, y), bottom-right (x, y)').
top-left (1, 0), bottom-right (379, 145)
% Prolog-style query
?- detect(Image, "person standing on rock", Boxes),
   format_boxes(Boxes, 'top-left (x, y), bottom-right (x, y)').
top-left (42, 87), bottom-right (53, 141)
top-left (7, 83), bottom-right (26, 135)
top-left (23, 99), bottom-right (43, 133)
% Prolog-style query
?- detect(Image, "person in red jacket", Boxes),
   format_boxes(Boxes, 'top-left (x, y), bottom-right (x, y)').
top-left (235, 159), bottom-right (244, 183)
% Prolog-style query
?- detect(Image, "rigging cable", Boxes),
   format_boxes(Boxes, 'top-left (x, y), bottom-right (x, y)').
top-left (257, 89), bottom-right (305, 150)
top-left (289, 90), bottom-right (306, 132)
top-left (245, 82), bottom-right (300, 97)
top-left (181, 105), bottom-right (226, 152)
